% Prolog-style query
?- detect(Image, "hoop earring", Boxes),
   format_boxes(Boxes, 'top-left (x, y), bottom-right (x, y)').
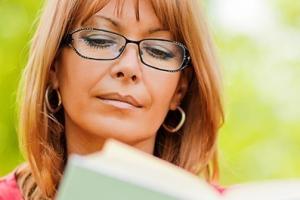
top-left (163, 106), bottom-right (186, 133)
top-left (45, 85), bottom-right (62, 113)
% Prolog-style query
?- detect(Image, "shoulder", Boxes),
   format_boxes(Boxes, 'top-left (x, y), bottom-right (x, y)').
top-left (0, 171), bottom-right (23, 200)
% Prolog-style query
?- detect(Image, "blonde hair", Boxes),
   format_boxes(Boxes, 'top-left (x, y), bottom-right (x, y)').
top-left (17, 0), bottom-right (224, 199)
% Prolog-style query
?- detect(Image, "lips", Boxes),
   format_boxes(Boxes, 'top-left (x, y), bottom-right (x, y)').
top-left (97, 93), bottom-right (143, 108)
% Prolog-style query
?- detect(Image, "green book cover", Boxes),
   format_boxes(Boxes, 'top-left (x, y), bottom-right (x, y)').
top-left (56, 139), bottom-right (219, 200)
top-left (57, 161), bottom-right (178, 200)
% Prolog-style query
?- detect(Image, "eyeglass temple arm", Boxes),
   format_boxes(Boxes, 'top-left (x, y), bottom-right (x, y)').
top-left (61, 34), bottom-right (73, 46)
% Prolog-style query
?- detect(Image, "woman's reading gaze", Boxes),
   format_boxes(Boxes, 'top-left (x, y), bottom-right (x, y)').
top-left (64, 28), bottom-right (191, 72)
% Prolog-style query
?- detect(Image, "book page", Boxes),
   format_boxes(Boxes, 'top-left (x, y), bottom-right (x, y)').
top-left (223, 180), bottom-right (300, 200)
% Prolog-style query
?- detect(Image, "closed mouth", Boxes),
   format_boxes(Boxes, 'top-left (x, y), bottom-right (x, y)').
top-left (97, 93), bottom-right (143, 108)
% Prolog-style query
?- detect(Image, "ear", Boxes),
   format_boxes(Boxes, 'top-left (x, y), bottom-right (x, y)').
top-left (49, 59), bottom-right (60, 89)
top-left (169, 68), bottom-right (192, 110)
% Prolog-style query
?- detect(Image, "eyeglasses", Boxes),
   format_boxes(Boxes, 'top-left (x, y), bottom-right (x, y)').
top-left (63, 28), bottom-right (191, 72)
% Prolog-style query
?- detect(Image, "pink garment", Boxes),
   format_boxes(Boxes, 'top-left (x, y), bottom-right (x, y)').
top-left (0, 172), bottom-right (23, 200)
top-left (211, 183), bottom-right (227, 195)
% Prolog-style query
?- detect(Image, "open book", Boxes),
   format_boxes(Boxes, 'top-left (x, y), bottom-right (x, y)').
top-left (56, 139), bottom-right (300, 200)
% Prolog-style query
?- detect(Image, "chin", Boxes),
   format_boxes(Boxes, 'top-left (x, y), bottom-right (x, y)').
top-left (85, 122), bottom-right (152, 144)
top-left (74, 114), bottom-right (158, 145)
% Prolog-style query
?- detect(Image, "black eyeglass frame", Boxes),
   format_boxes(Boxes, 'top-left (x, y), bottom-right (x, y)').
top-left (63, 27), bottom-right (191, 72)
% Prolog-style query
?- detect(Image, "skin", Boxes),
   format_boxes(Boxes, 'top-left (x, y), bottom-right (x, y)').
top-left (51, 0), bottom-right (189, 156)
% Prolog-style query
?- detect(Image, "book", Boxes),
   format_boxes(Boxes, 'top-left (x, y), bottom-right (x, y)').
top-left (56, 139), bottom-right (300, 200)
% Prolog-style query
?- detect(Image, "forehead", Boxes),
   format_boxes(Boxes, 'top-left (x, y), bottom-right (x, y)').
top-left (99, 0), bottom-right (156, 22)
top-left (83, 0), bottom-right (165, 34)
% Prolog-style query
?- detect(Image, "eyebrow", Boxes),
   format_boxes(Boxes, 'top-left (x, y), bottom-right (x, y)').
top-left (148, 27), bottom-right (169, 34)
top-left (94, 15), bottom-right (169, 34)
top-left (95, 15), bottom-right (120, 27)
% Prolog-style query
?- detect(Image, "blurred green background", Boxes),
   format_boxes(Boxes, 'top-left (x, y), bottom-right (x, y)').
top-left (0, 0), bottom-right (299, 186)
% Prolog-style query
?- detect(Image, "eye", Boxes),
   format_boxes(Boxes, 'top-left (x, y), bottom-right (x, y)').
top-left (143, 46), bottom-right (174, 60)
top-left (82, 35), bottom-right (117, 49)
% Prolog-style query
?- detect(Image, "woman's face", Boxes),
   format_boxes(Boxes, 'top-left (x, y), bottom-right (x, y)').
top-left (53, 0), bottom-right (187, 152)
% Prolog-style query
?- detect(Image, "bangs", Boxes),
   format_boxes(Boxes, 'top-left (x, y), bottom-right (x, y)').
top-left (150, 0), bottom-right (184, 42)
top-left (67, 0), bottom-right (184, 42)
top-left (69, 0), bottom-right (139, 29)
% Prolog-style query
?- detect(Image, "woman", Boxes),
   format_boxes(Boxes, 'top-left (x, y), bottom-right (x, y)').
top-left (0, 0), bottom-right (223, 199)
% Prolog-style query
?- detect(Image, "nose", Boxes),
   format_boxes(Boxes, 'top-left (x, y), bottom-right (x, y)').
top-left (109, 44), bottom-right (142, 83)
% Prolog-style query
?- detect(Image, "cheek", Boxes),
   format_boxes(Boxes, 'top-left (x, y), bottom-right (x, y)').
top-left (144, 70), bottom-right (180, 124)
top-left (57, 50), bottom-right (108, 114)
